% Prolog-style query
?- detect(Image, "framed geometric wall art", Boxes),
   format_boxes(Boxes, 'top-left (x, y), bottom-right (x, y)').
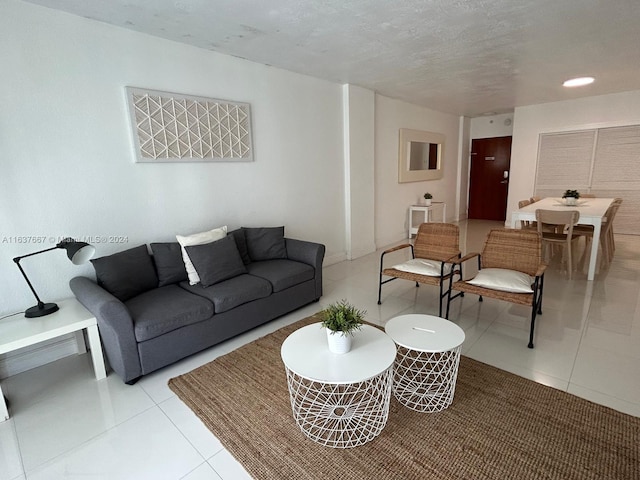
top-left (125, 87), bottom-right (254, 163)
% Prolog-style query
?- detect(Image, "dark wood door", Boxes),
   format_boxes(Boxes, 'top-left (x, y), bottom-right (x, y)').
top-left (468, 136), bottom-right (512, 221)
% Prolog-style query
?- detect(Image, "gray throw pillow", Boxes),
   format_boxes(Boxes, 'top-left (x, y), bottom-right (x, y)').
top-left (150, 242), bottom-right (188, 286)
top-left (185, 235), bottom-right (247, 287)
top-left (243, 226), bottom-right (287, 261)
top-left (90, 244), bottom-right (158, 301)
top-left (228, 228), bottom-right (251, 265)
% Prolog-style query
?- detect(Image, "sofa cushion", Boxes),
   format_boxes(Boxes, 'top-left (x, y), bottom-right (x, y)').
top-left (150, 242), bottom-right (188, 286)
top-left (228, 228), bottom-right (251, 264)
top-left (90, 245), bottom-right (158, 302)
top-left (180, 274), bottom-right (272, 313)
top-left (243, 226), bottom-right (287, 261)
top-left (185, 236), bottom-right (247, 287)
top-left (245, 259), bottom-right (314, 293)
top-left (176, 225), bottom-right (228, 285)
top-left (125, 285), bottom-right (214, 342)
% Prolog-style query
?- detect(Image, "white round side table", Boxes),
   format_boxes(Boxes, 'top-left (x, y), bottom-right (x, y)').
top-left (280, 323), bottom-right (396, 448)
top-left (385, 314), bottom-right (465, 412)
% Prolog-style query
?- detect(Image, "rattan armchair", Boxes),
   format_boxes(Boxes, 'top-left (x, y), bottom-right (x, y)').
top-left (446, 229), bottom-right (547, 348)
top-left (378, 223), bottom-right (462, 317)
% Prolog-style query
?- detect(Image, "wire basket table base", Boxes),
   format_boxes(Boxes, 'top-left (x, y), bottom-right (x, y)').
top-left (284, 366), bottom-right (393, 448)
top-left (393, 345), bottom-right (462, 412)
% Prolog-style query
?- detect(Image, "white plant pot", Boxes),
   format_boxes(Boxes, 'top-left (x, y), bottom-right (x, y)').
top-left (425, 199), bottom-right (432, 206)
top-left (565, 197), bottom-right (577, 205)
top-left (326, 329), bottom-right (352, 354)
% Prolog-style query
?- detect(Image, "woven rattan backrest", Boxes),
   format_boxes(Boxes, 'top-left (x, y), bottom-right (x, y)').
top-left (518, 199), bottom-right (532, 208)
top-left (414, 223), bottom-right (460, 260)
top-left (481, 229), bottom-right (542, 276)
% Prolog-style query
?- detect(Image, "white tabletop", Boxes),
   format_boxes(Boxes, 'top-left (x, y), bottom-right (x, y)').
top-left (0, 298), bottom-right (96, 354)
top-left (511, 197), bottom-right (614, 225)
top-left (280, 323), bottom-right (397, 384)
top-left (385, 314), bottom-right (465, 353)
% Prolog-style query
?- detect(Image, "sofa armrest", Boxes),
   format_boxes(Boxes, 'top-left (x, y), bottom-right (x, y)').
top-left (69, 276), bottom-right (142, 383)
top-left (285, 238), bottom-right (325, 299)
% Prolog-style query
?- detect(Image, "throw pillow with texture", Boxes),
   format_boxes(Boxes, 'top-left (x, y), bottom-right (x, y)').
top-left (176, 226), bottom-right (227, 285)
top-left (90, 244), bottom-right (158, 301)
top-left (150, 242), bottom-right (188, 286)
top-left (185, 235), bottom-right (247, 287)
top-left (467, 268), bottom-right (534, 293)
top-left (243, 226), bottom-right (287, 261)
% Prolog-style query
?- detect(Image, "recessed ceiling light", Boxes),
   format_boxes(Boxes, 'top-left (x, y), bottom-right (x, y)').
top-left (563, 77), bottom-right (595, 87)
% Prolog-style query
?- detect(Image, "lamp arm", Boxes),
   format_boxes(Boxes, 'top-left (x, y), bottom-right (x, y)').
top-left (13, 256), bottom-right (47, 305)
top-left (12, 245), bottom-right (59, 262)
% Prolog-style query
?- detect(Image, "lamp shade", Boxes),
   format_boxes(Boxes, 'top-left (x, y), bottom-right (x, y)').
top-left (59, 240), bottom-right (95, 265)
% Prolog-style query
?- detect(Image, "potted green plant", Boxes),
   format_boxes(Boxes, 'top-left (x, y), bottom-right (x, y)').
top-left (320, 300), bottom-right (365, 354)
top-left (423, 192), bottom-right (433, 206)
top-left (562, 189), bottom-right (580, 205)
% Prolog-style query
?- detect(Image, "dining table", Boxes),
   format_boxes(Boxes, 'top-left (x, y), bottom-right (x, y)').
top-left (510, 197), bottom-right (615, 281)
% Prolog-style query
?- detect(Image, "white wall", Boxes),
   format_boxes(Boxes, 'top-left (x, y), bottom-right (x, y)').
top-left (470, 113), bottom-right (514, 139)
top-left (457, 116), bottom-right (471, 220)
top-left (343, 85), bottom-right (376, 260)
top-left (374, 95), bottom-right (460, 247)
top-left (508, 90), bottom-right (640, 220)
top-left (0, 1), bottom-right (347, 317)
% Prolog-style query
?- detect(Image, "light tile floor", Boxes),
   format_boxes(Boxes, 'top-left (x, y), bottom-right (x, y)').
top-left (1, 220), bottom-right (639, 479)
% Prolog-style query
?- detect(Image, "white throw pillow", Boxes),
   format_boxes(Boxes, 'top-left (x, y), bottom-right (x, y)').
top-left (176, 226), bottom-right (227, 285)
top-left (467, 268), bottom-right (534, 293)
top-left (392, 258), bottom-right (452, 277)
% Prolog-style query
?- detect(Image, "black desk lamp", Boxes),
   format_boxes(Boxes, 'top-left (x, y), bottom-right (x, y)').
top-left (13, 238), bottom-right (95, 318)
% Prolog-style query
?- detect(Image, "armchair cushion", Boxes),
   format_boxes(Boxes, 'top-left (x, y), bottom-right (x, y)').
top-left (391, 258), bottom-right (452, 276)
top-left (467, 268), bottom-right (534, 294)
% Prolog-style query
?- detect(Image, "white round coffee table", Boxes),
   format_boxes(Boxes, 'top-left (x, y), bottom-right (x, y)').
top-left (280, 322), bottom-right (396, 448)
top-left (385, 314), bottom-right (465, 412)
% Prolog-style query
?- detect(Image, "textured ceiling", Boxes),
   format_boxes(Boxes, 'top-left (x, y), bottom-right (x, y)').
top-left (24, 0), bottom-right (640, 116)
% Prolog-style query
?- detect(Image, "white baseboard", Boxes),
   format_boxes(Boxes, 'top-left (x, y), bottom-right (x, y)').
top-left (323, 252), bottom-right (347, 266)
top-left (348, 242), bottom-right (377, 260)
top-left (0, 333), bottom-right (79, 379)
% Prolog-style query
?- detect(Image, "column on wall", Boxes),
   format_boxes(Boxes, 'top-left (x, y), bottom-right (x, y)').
top-left (342, 85), bottom-right (376, 259)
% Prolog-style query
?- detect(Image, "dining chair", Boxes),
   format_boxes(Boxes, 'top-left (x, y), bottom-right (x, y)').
top-left (535, 209), bottom-right (582, 279)
top-left (530, 196), bottom-right (542, 203)
top-left (577, 200), bottom-right (622, 268)
top-left (446, 228), bottom-right (546, 348)
top-left (378, 223), bottom-right (462, 317)
top-left (518, 199), bottom-right (537, 230)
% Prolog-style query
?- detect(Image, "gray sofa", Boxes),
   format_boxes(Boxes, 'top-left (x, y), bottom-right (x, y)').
top-left (70, 227), bottom-right (325, 384)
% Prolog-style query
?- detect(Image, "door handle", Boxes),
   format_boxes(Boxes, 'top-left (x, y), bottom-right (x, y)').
top-left (500, 180), bottom-right (508, 184)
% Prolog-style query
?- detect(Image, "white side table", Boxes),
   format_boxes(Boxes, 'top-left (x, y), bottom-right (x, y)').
top-left (281, 323), bottom-right (396, 448)
top-left (385, 314), bottom-right (464, 412)
top-left (0, 298), bottom-right (106, 421)
top-left (408, 202), bottom-right (447, 238)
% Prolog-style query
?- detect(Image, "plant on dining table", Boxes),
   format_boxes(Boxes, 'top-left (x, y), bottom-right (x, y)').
top-left (562, 189), bottom-right (580, 199)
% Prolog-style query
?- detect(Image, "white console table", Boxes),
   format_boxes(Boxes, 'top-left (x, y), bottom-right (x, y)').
top-left (408, 202), bottom-right (447, 238)
top-left (0, 298), bottom-right (106, 421)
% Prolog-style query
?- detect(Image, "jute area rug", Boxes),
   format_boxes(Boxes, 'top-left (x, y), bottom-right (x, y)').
top-left (168, 314), bottom-right (639, 480)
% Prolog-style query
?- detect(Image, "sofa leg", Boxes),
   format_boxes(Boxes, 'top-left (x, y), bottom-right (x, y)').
top-left (125, 376), bottom-right (141, 385)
